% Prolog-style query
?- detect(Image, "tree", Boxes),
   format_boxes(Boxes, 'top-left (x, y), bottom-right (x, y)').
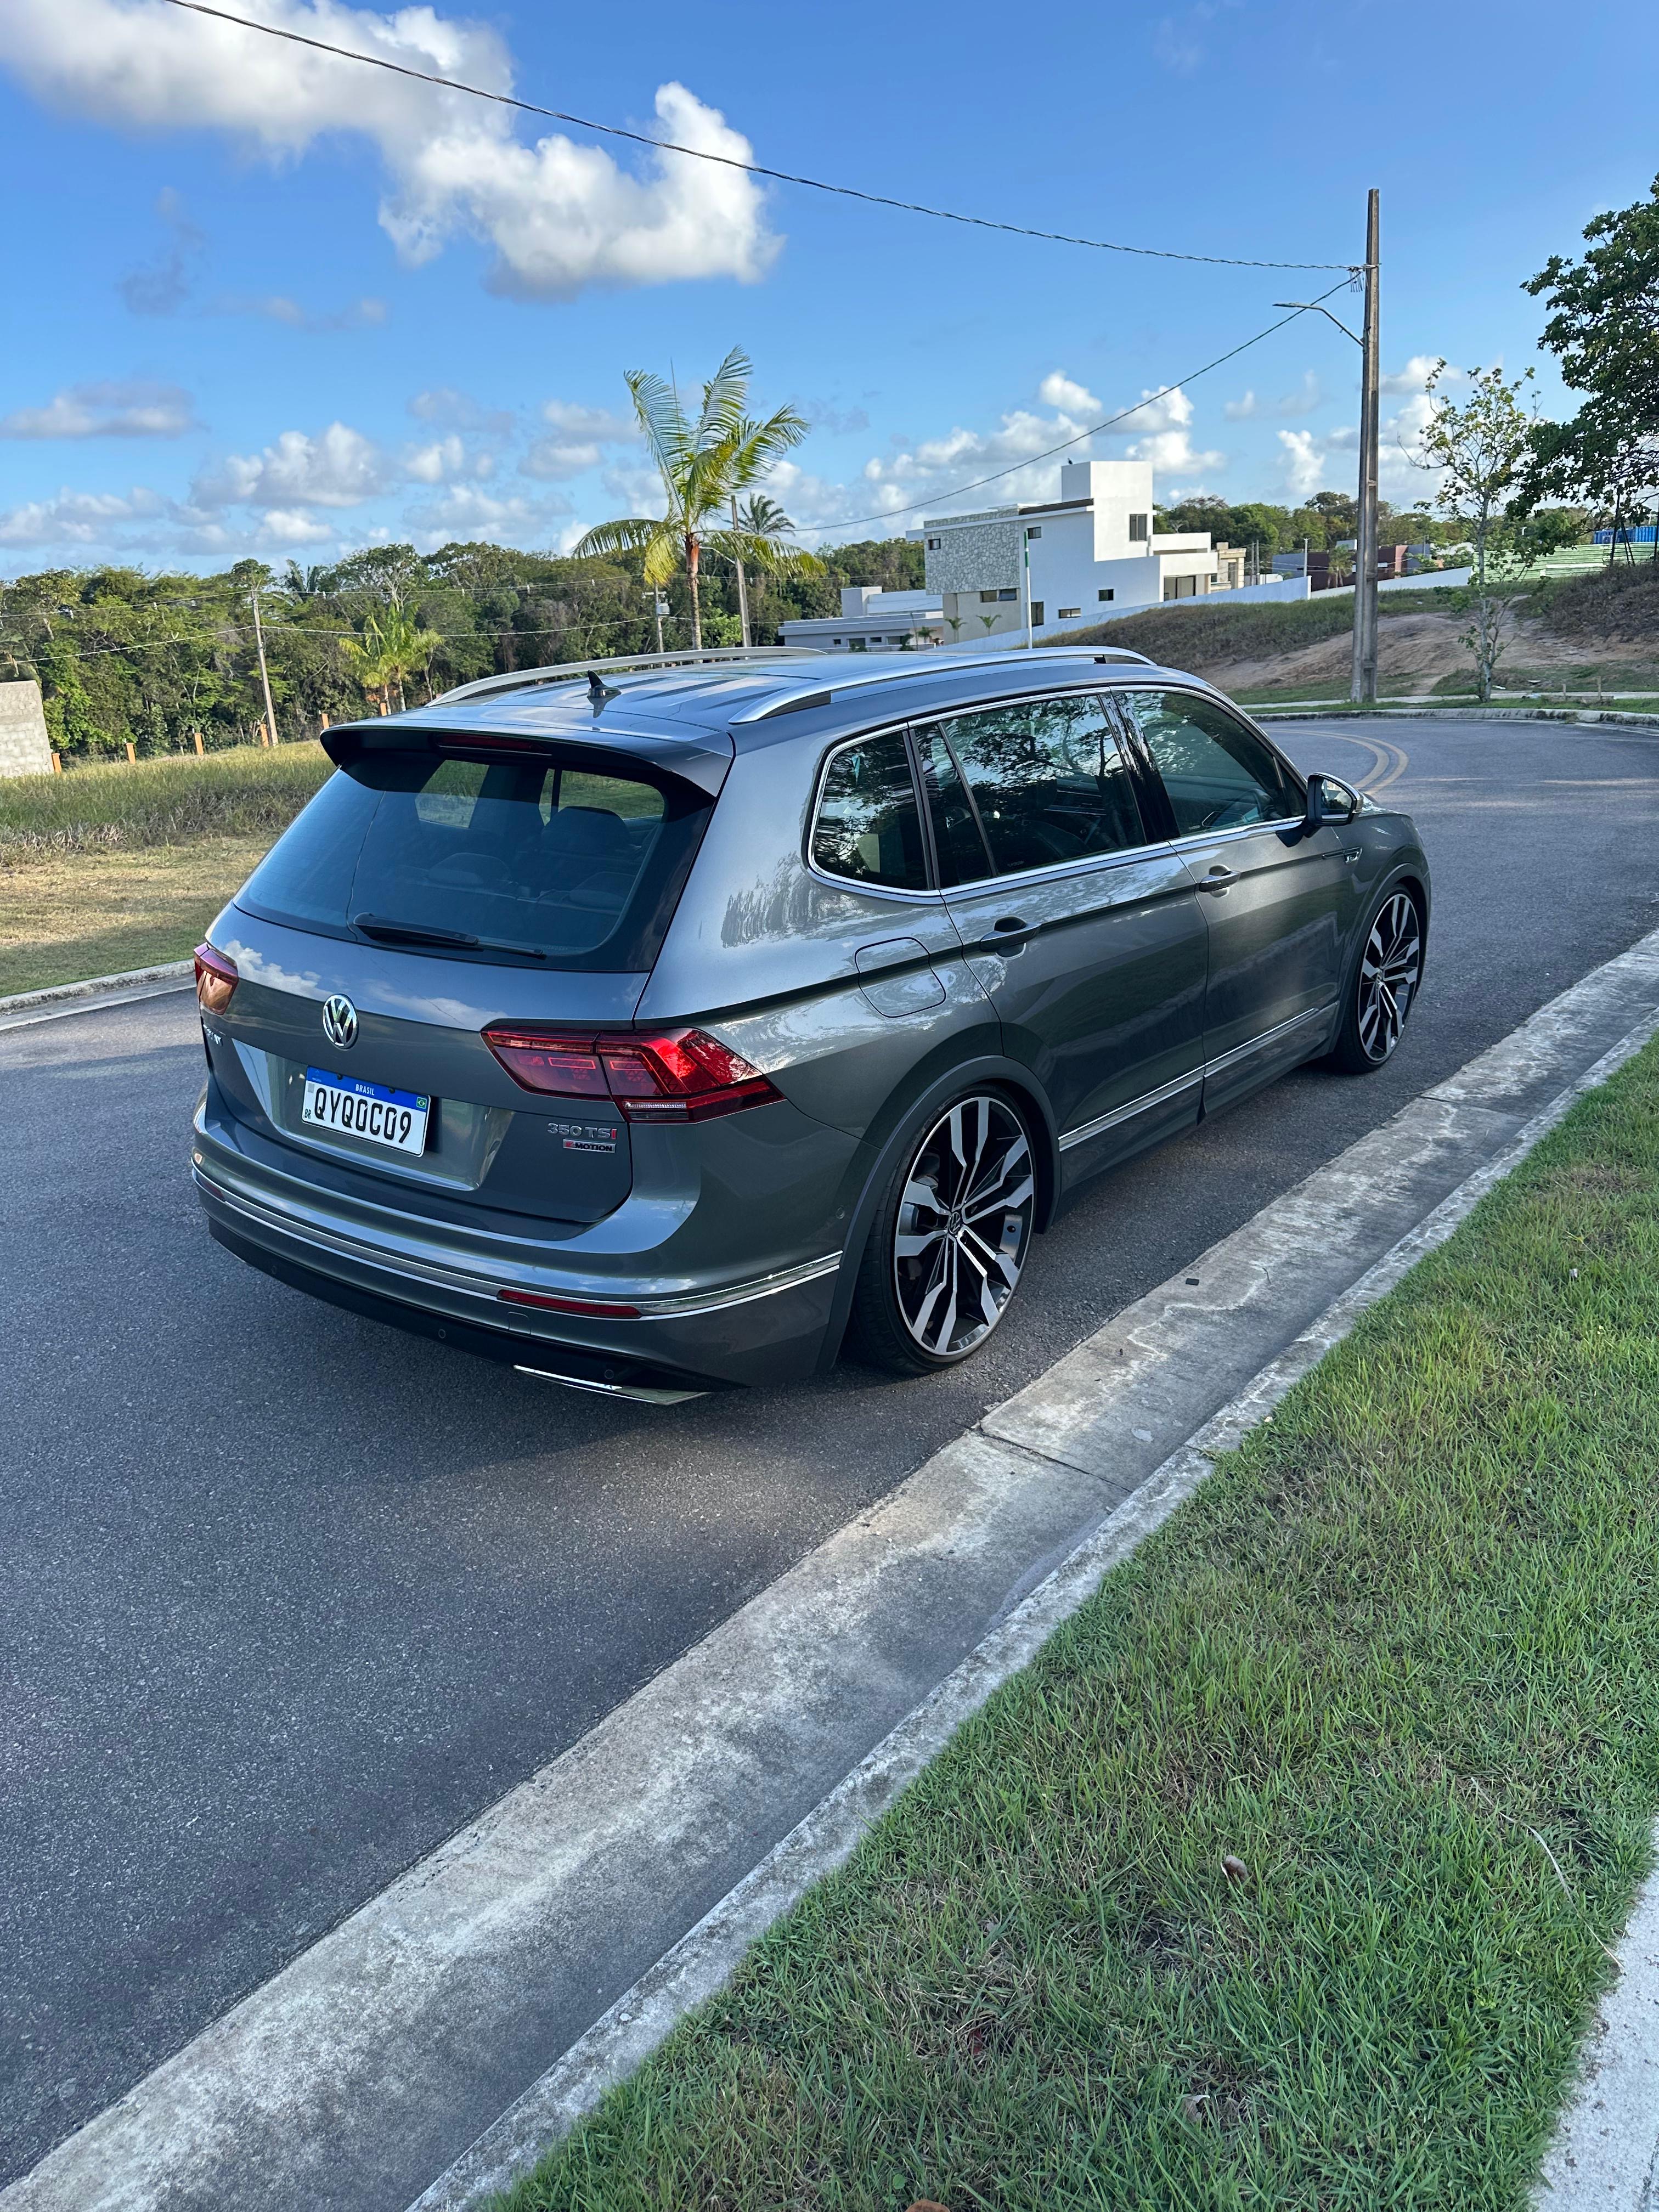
top-left (1415, 362), bottom-right (1536, 586)
top-left (342, 603), bottom-right (438, 714)
top-left (1518, 180), bottom-right (1659, 552)
top-left (574, 351), bottom-right (821, 647)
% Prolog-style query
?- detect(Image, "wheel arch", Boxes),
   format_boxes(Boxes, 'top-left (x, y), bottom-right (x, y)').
top-left (814, 1053), bottom-right (1062, 1374)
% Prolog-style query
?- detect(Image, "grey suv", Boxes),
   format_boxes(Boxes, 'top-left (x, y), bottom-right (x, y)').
top-left (190, 646), bottom-right (1429, 1401)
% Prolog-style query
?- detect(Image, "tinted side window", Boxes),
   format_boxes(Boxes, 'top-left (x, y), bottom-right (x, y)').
top-left (1121, 691), bottom-right (1296, 836)
top-left (926, 695), bottom-right (1146, 876)
top-left (811, 731), bottom-right (928, 890)
top-left (921, 729), bottom-right (995, 887)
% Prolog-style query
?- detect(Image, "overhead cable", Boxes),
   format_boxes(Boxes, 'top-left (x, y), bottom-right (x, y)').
top-left (160, 0), bottom-right (1358, 273)
top-left (794, 281), bottom-right (1356, 534)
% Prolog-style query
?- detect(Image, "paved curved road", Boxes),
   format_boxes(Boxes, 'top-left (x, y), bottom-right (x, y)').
top-left (4, 714), bottom-right (1659, 2183)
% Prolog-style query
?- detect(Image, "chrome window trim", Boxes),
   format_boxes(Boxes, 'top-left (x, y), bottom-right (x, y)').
top-left (1165, 815), bottom-right (1308, 854)
top-left (1057, 1003), bottom-right (1337, 1152)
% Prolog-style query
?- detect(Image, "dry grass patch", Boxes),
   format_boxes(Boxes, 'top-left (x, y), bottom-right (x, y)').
top-left (0, 834), bottom-right (274, 996)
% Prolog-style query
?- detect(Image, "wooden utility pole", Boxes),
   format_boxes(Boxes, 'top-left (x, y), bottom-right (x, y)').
top-left (730, 497), bottom-right (752, 648)
top-left (250, 586), bottom-right (280, 744)
top-left (1350, 189), bottom-right (1381, 705)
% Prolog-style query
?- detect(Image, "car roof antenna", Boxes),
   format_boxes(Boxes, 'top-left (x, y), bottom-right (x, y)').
top-left (588, 670), bottom-right (621, 707)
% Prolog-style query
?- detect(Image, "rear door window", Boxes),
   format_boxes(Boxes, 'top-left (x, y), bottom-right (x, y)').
top-left (919, 695), bottom-right (1146, 877)
top-left (236, 746), bottom-right (710, 971)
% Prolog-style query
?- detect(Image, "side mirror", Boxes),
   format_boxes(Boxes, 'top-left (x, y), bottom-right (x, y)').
top-left (1305, 772), bottom-right (1359, 828)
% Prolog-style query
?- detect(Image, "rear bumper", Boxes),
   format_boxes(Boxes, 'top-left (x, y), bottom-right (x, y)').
top-left (191, 1131), bottom-right (844, 1392)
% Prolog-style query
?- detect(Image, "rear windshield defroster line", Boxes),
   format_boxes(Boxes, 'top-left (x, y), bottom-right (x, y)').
top-left (235, 742), bottom-right (715, 973)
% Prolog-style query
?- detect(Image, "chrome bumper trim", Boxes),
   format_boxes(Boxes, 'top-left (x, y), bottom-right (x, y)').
top-left (192, 1161), bottom-right (841, 1321)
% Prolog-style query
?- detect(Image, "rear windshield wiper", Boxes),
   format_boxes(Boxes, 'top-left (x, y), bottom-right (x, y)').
top-left (352, 913), bottom-right (546, 960)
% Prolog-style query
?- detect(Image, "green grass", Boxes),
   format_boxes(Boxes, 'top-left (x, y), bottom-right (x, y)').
top-left (503, 1041), bottom-right (1659, 2212)
top-left (1051, 587), bottom-right (1470, 673)
top-left (0, 741), bottom-right (332, 868)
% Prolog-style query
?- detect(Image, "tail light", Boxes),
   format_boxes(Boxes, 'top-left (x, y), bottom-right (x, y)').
top-left (194, 942), bottom-right (238, 1014)
top-left (484, 1025), bottom-right (783, 1123)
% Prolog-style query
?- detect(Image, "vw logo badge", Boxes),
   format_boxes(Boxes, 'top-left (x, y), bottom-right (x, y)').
top-left (321, 994), bottom-right (359, 1050)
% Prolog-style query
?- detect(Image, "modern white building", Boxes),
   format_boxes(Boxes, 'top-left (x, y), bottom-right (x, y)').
top-left (913, 459), bottom-right (1278, 644)
top-left (777, 585), bottom-right (944, 654)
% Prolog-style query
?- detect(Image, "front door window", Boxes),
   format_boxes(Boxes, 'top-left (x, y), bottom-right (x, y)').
top-left (1120, 691), bottom-right (1297, 835)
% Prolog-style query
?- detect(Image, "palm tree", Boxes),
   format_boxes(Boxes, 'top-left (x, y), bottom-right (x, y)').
top-left (729, 489), bottom-right (810, 647)
top-left (342, 603), bottom-right (438, 715)
top-left (576, 350), bottom-right (822, 648)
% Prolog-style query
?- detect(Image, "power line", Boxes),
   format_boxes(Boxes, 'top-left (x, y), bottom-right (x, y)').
top-left (793, 281), bottom-right (1356, 535)
top-left (161, 0), bottom-right (1357, 274)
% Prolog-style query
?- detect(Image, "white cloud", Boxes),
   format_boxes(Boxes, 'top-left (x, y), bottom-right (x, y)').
top-left (0, 484), bottom-right (165, 545)
top-left (520, 398), bottom-right (640, 481)
top-left (1223, 390), bottom-right (1259, 421)
top-left (1, 2), bottom-right (777, 299)
top-left (403, 482), bottom-right (571, 549)
top-left (521, 440), bottom-right (604, 481)
top-left (1380, 354), bottom-right (1451, 396)
top-left (403, 433), bottom-right (467, 484)
top-left (257, 508), bottom-right (336, 545)
top-left (540, 398), bottom-right (639, 441)
top-left (218, 292), bottom-right (389, 331)
top-left (408, 387), bottom-right (515, 435)
top-left (1276, 424), bottom-right (1359, 499)
top-left (193, 422), bottom-right (394, 510)
top-left (0, 379), bottom-right (198, 438)
top-left (1038, 371), bottom-right (1101, 416)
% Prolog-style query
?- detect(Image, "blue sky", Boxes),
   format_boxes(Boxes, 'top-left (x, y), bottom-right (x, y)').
top-left (0, 0), bottom-right (1653, 574)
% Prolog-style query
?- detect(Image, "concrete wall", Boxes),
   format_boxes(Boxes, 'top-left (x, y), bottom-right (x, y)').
top-left (0, 680), bottom-right (52, 777)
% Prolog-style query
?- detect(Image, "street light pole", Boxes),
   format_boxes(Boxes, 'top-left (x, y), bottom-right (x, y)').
top-left (249, 585), bottom-right (279, 744)
top-left (1351, 188), bottom-right (1381, 706)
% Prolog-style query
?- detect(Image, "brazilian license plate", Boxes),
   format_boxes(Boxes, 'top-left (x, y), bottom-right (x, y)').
top-left (302, 1066), bottom-right (431, 1156)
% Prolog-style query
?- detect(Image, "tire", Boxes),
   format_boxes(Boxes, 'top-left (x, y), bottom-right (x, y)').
top-left (1328, 885), bottom-right (1424, 1074)
top-left (847, 1090), bottom-right (1039, 1376)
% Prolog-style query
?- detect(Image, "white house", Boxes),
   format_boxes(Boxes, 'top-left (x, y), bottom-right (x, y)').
top-left (912, 459), bottom-right (1279, 645)
top-left (777, 584), bottom-right (945, 654)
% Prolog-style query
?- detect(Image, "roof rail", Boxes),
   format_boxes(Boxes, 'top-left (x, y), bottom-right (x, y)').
top-left (432, 644), bottom-right (819, 707)
top-left (727, 641), bottom-right (1156, 722)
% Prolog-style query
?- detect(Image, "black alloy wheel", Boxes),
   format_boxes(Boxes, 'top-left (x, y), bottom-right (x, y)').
top-left (849, 1092), bottom-right (1037, 1374)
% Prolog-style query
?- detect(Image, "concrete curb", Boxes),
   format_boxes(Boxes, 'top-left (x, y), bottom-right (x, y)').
top-left (414, 1006), bottom-right (1659, 2212)
top-left (1255, 705), bottom-right (1659, 731)
top-left (0, 962), bottom-right (194, 1032)
top-left (1534, 1820), bottom-right (1659, 2209)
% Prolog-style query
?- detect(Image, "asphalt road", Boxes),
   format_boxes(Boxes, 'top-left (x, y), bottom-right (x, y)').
top-left (5, 714), bottom-right (1659, 2185)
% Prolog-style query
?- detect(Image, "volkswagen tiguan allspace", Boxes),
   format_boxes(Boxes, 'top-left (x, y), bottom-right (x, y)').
top-left (190, 646), bottom-right (1429, 1401)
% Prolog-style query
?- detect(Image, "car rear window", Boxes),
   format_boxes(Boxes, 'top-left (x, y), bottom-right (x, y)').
top-left (235, 745), bottom-right (713, 971)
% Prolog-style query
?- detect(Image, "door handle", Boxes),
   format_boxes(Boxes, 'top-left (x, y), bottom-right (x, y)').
top-left (978, 915), bottom-right (1032, 953)
top-left (1197, 867), bottom-right (1237, 895)
top-left (1343, 845), bottom-right (1362, 865)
